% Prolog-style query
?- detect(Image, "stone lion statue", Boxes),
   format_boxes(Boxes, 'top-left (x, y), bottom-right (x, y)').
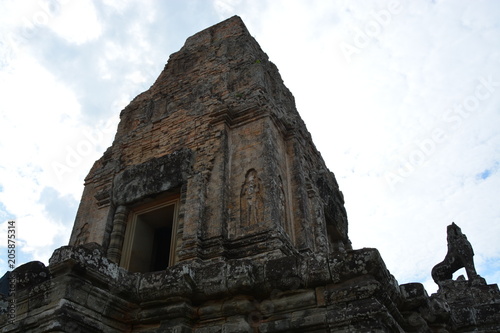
top-left (431, 222), bottom-right (478, 285)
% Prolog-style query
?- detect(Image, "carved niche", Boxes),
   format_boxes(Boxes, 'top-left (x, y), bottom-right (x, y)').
top-left (240, 169), bottom-right (264, 227)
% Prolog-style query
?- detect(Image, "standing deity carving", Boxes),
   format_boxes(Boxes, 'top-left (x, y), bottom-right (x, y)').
top-left (240, 169), bottom-right (263, 227)
top-left (278, 176), bottom-right (287, 226)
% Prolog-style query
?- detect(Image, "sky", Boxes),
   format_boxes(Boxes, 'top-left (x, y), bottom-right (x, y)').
top-left (0, 0), bottom-right (498, 294)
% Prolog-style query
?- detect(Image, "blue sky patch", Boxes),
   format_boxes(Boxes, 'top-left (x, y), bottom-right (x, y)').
top-left (478, 169), bottom-right (492, 180)
top-left (39, 187), bottom-right (78, 224)
top-left (476, 162), bottom-right (499, 180)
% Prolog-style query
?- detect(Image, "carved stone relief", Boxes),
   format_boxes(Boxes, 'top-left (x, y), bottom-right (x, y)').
top-left (112, 148), bottom-right (192, 206)
top-left (278, 176), bottom-right (287, 226)
top-left (240, 169), bottom-right (264, 227)
top-left (107, 205), bottom-right (129, 264)
top-left (94, 188), bottom-right (112, 207)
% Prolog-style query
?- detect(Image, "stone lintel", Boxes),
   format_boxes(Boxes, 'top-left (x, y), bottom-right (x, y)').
top-left (112, 148), bottom-right (193, 206)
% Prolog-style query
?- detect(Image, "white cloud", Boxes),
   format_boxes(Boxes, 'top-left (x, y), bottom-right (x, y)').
top-left (0, 48), bottom-right (115, 268)
top-left (0, 0), bottom-right (102, 48)
top-left (102, 0), bottom-right (135, 13)
top-left (214, 0), bottom-right (242, 18)
top-left (0, 54), bottom-right (86, 196)
top-left (49, 0), bottom-right (102, 45)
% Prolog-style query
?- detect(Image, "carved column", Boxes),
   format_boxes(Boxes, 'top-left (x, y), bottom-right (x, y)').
top-left (107, 205), bottom-right (129, 264)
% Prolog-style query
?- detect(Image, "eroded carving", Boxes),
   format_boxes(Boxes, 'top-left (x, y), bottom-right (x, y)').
top-left (278, 176), bottom-right (287, 226)
top-left (112, 148), bottom-right (192, 206)
top-left (74, 222), bottom-right (89, 246)
top-left (432, 222), bottom-right (478, 285)
top-left (94, 188), bottom-right (111, 207)
top-left (240, 169), bottom-right (263, 227)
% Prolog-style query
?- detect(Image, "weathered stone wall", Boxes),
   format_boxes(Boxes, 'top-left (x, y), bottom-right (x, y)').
top-left (1, 245), bottom-right (407, 332)
top-left (2, 241), bottom-right (499, 332)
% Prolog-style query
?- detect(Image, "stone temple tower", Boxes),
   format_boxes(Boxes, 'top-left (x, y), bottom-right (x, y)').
top-left (68, 15), bottom-right (350, 269)
top-left (2, 16), bottom-right (499, 332)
